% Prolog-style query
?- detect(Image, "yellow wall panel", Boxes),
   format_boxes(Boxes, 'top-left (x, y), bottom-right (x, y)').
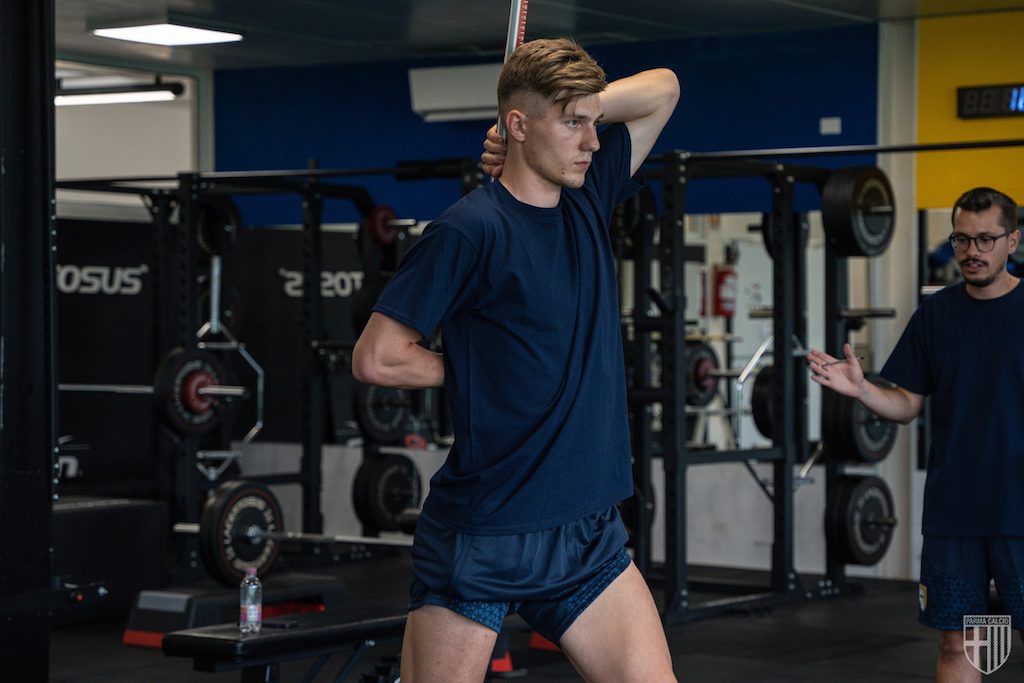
top-left (917, 11), bottom-right (1024, 208)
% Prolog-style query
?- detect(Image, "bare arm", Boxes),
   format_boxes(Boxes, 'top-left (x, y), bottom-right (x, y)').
top-left (482, 68), bottom-right (680, 178)
top-left (598, 68), bottom-right (680, 176)
top-left (807, 343), bottom-right (924, 424)
top-left (352, 312), bottom-right (444, 389)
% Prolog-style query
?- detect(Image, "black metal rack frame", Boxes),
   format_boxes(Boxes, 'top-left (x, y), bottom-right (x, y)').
top-left (55, 158), bottom-right (483, 568)
top-left (631, 153), bottom-right (837, 623)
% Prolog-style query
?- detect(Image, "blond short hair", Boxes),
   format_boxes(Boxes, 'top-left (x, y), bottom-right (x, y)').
top-left (497, 37), bottom-right (606, 119)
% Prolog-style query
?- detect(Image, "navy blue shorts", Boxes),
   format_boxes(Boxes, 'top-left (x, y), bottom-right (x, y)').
top-left (408, 505), bottom-right (631, 644)
top-left (918, 536), bottom-right (1024, 631)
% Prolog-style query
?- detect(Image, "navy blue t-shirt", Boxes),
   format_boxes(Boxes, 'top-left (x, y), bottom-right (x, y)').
top-left (881, 281), bottom-right (1024, 536)
top-left (373, 123), bottom-right (640, 534)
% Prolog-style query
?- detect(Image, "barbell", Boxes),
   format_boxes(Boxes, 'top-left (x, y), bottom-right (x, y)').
top-left (59, 347), bottom-right (247, 436)
top-left (175, 457), bottom-right (422, 586)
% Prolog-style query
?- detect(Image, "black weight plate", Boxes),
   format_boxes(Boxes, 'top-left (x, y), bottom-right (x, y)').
top-left (196, 195), bottom-right (241, 257)
top-left (685, 341), bottom-right (720, 407)
top-left (199, 479), bottom-right (283, 585)
top-left (353, 383), bottom-right (410, 445)
top-left (824, 373), bottom-right (897, 463)
top-left (751, 365), bottom-right (775, 439)
top-left (822, 167), bottom-right (896, 257)
top-left (825, 475), bottom-right (896, 566)
top-left (153, 347), bottom-right (229, 436)
top-left (352, 454), bottom-right (422, 532)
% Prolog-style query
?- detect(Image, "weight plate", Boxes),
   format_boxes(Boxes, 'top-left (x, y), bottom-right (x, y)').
top-left (825, 475), bottom-right (896, 566)
top-left (364, 206), bottom-right (399, 246)
top-left (751, 365), bottom-right (775, 439)
top-left (153, 347), bottom-right (229, 436)
top-left (353, 383), bottom-right (411, 445)
top-left (352, 454), bottom-right (422, 533)
top-left (685, 341), bottom-right (720, 407)
top-left (822, 167), bottom-right (896, 257)
top-left (822, 373), bottom-right (898, 463)
top-left (199, 479), bottom-right (283, 585)
top-left (197, 195), bottom-right (242, 257)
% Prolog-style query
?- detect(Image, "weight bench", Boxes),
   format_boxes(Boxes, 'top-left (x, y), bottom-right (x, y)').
top-left (162, 607), bottom-right (407, 683)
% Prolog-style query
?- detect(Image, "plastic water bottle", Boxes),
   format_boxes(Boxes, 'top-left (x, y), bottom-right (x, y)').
top-left (239, 567), bottom-right (262, 634)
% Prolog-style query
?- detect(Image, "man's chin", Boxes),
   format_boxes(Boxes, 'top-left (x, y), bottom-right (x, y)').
top-left (963, 272), bottom-right (997, 288)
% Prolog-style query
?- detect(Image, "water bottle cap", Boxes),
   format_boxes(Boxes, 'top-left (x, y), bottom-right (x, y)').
top-left (245, 567), bottom-right (257, 577)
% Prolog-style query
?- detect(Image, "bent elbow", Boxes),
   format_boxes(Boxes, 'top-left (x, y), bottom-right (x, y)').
top-left (351, 342), bottom-right (382, 385)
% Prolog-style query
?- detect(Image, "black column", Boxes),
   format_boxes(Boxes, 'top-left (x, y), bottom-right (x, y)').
top-left (0, 0), bottom-right (56, 676)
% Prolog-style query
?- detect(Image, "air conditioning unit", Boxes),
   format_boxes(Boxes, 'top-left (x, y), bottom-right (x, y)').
top-left (408, 63), bottom-right (501, 123)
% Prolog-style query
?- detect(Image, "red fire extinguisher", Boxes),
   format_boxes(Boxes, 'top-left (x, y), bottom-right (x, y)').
top-left (711, 264), bottom-right (737, 318)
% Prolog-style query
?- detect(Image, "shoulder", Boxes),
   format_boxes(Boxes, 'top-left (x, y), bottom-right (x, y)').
top-left (427, 184), bottom-right (512, 250)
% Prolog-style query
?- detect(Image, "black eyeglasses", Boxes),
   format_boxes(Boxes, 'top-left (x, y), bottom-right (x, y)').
top-left (949, 232), bottom-right (1013, 253)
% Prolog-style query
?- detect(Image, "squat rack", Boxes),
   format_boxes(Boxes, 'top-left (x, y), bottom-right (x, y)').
top-left (55, 158), bottom-right (483, 574)
top-left (634, 136), bottom-right (1024, 624)
top-left (631, 153), bottom-right (840, 623)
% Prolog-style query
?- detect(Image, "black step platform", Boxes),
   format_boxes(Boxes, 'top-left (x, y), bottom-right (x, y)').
top-left (162, 606), bottom-right (407, 682)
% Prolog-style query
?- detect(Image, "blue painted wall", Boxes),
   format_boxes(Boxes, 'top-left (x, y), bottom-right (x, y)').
top-left (214, 24), bottom-right (878, 224)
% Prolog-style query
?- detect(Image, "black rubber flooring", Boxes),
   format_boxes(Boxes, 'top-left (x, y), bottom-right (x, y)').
top-left (49, 553), bottom-right (1024, 682)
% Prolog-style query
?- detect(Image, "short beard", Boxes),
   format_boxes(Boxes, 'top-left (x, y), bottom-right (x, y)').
top-left (964, 271), bottom-right (998, 288)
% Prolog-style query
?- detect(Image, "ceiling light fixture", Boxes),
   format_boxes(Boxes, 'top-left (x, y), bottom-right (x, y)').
top-left (89, 15), bottom-right (242, 47)
top-left (55, 80), bottom-right (185, 107)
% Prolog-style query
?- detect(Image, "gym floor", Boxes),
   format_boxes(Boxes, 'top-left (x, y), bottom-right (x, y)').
top-left (49, 551), bottom-right (1024, 682)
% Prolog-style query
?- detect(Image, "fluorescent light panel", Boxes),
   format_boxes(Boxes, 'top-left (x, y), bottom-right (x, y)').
top-left (92, 23), bottom-right (242, 46)
top-left (55, 82), bottom-right (184, 107)
top-left (55, 90), bottom-right (178, 106)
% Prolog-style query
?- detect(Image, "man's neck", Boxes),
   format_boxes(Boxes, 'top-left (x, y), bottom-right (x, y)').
top-left (498, 158), bottom-right (562, 208)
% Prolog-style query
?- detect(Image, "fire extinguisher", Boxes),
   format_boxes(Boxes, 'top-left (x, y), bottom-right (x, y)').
top-left (711, 264), bottom-right (737, 318)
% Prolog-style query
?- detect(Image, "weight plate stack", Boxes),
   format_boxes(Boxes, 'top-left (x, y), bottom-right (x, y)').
top-left (825, 475), bottom-right (896, 566)
top-left (822, 373), bottom-right (898, 463)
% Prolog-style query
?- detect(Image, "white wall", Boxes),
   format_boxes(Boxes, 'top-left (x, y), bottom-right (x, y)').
top-left (55, 67), bottom-right (201, 220)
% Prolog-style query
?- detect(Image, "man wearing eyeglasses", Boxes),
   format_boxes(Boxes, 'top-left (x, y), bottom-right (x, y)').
top-left (808, 186), bottom-right (1024, 682)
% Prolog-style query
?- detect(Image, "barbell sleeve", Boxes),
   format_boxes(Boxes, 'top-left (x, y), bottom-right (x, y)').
top-left (172, 522), bottom-right (415, 547)
top-left (58, 383), bottom-right (154, 395)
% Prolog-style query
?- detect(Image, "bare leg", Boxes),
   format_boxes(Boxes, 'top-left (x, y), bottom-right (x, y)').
top-left (558, 561), bottom-right (677, 683)
top-left (936, 630), bottom-right (981, 683)
top-left (399, 605), bottom-right (498, 683)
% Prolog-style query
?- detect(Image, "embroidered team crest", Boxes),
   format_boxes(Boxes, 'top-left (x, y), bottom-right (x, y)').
top-left (918, 584), bottom-right (926, 612)
top-left (963, 615), bottom-right (1013, 675)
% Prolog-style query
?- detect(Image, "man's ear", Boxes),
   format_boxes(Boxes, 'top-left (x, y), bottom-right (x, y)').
top-left (506, 109), bottom-right (528, 143)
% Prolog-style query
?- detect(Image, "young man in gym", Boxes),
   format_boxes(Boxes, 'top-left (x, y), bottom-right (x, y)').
top-left (807, 187), bottom-right (1024, 682)
top-left (353, 37), bottom-right (679, 683)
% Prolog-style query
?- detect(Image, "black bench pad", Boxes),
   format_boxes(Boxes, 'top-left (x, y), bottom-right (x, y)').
top-left (162, 606), bottom-right (407, 664)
